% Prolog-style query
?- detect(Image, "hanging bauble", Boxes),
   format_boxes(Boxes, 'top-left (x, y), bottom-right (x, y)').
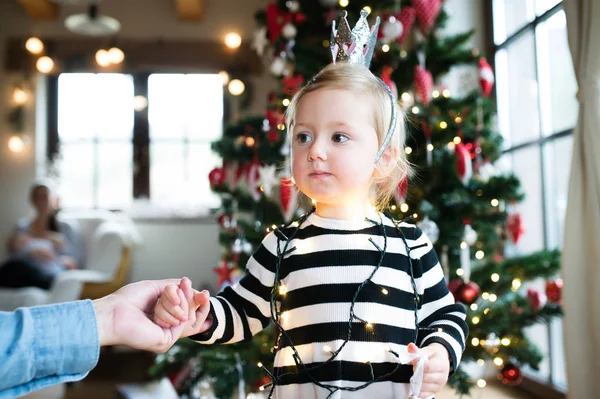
top-left (417, 216), bottom-right (439, 244)
top-left (463, 223), bottom-right (478, 246)
top-left (266, 3), bottom-right (291, 44)
top-left (282, 22), bottom-right (297, 39)
top-left (447, 279), bottom-right (463, 297)
top-left (217, 213), bottom-right (231, 228)
top-left (456, 281), bottom-right (480, 305)
top-left (527, 287), bottom-right (547, 312)
top-left (319, 0), bottom-right (338, 7)
top-left (412, 0), bottom-right (442, 35)
top-left (381, 16), bottom-right (403, 43)
top-left (232, 238), bottom-right (243, 254)
top-left (279, 177), bottom-right (298, 222)
top-left (397, 7), bottom-right (416, 44)
top-left (455, 142), bottom-right (473, 185)
top-left (414, 65), bottom-right (433, 106)
top-left (477, 162), bottom-right (497, 183)
top-left (208, 167), bottom-right (225, 189)
top-left (545, 279), bottom-right (563, 303)
top-left (242, 239), bottom-right (254, 254)
top-left (506, 212), bottom-right (525, 244)
top-left (479, 57), bottom-right (495, 97)
top-left (270, 56), bottom-right (287, 76)
top-left (498, 363), bottom-right (523, 386)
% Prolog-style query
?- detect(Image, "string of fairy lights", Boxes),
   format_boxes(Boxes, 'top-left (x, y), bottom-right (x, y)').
top-left (253, 208), bottom-right (440, 399)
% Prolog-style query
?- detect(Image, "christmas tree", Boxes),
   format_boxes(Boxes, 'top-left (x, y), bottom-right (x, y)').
top-left (150, 1), bottom-right (562, 397)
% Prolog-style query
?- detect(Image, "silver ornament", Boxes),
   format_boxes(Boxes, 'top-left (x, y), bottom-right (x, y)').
top-left (418, 216), bottom-right (439, 244)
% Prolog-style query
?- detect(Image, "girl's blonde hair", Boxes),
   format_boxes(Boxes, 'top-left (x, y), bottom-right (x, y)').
top-left (284, 62), bottom-right (409, 211)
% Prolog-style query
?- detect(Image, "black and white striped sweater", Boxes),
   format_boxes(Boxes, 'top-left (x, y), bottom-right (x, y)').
top-left (192, 210), bottom-right (468, 398)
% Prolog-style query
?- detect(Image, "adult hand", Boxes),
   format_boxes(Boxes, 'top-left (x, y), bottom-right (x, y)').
top-left (407, 342), bottom-right (450, 398)
top-left (92, 279), bottom-right (192, 353)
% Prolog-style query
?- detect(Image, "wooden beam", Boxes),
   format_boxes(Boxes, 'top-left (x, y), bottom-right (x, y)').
top-left (173, 0), bottom-right (204, 22)
top-left (17, 0), bottom-right (59, 21)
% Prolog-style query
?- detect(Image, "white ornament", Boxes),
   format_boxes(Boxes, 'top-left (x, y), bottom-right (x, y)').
top-left (477, 162), bottom-right (497, 183)
top-left (252, 27), bottom-right (269, 57)
top-left (382, 16), bottom-right (403, 43)
top-left (282, 23), bottom-right (297, 39)
top-left (270, 57), bottom-right (286, 76)
top-left (242, 240), bottom-right (253, 254)
top-left (463, 224), bottom-right (478, 246)
top-left (417, 216), bottom-right (439, 244)
top-left (286, 1), bottom-right (300, 12)
top-left (259, 164), bottom-right (278, 197)
top-left (232, 238), bottom-right (243, 254)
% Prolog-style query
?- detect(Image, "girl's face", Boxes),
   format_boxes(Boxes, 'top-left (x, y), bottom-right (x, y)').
top-left (291, 88), bottom-right (379, 209)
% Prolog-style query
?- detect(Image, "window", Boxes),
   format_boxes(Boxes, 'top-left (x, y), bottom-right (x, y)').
top-left (492, 0), bottom-right (576, 391)
top-left (53, 73), bottom-right (223, 215)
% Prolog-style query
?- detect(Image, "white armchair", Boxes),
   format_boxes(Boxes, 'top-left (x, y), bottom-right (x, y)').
top-left (0, 210), bottom-right (141, 311)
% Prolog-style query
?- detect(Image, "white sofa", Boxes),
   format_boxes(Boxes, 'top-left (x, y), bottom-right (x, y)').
top-left (0, 209), bottom-right (141, 311)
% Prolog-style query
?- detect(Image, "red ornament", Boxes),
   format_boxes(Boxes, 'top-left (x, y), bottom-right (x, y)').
top-left (479, 57), bottom-right (495, 97)
top-left (527, 287), bottom-right (547, 312)
top-left (267, 129), bottom-right (280, 144)
top-left (213, 258), bottom-right (235, 288)
top-left (254, 376), bottom-right (272, 390)
top-left (266, 3), bottom-right (292, 44)
top-left (447, 279), bottom-right (463, 296)
top-left (380, 66), bottom-right (398, 100)
top-left (414, 65), bottom-right (433, 106)
top-left (455, 281), bottom-right (480, 305)
top-left (266, 109), bottom-right (284, 128)
top-left (498, 363), bottom-right (523, 386)
top-left (506, 213), bottom-right (525, 244)
top-left (279, 177), bottom-right (298, 222)
top-left (545, 279), bottom-right (563, 303)
top-left (397, 7), bottom-right (416, 44)
top-left (282, 74), bottom-right (304, 96)
top-left (455, 142), bottom-right (473, 185)
top-left (208, 167), bottom-right (225, 189)
top-left (247, 159), bottom-right (263, 202)
top-left (217, 213), bottom-right (231, 228)
top-left (412, 0), bottom-right (442, 35)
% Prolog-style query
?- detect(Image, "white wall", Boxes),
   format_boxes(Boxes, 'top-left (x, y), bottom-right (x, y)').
top-left (0, 0), bottom-right (484, 289)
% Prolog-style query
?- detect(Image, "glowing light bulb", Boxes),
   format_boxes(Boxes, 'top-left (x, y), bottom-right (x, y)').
top-left (218, 70), bottom-right (229, 85)
top-left (224, 32), bottom-right (242, 49)
top-left (228, 79), bottom-right (245, 96)
top-left (108, 47), bottom-right (124, 64)
top-left (25, 37), bottom-right (44, 54)
top-left (404, 146), bottom-right (413, 154)
top-left (382, 44), bottom-right (390, 52)
top-left (95, 49), bottom-right (111, 67)
top-left (491, 273), bottom-right (500, 282)
top-left (36, 56), bottom-right (54, 73)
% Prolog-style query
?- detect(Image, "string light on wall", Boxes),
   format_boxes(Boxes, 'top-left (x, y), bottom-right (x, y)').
top-left (224, 32), bottom-right (242, 49)
top-left (95, 49), bottom-right (111, 66)
top-left (25, 37), bottom-right (44, 54)
top-left (228, 79), bottom-right (245, 96)
top-left (108, 47), bottom-right (125, 64)
top-left (133, 95), bottom-right (148, 112)
top-left (218, 70), bottom-right (230, 85)
top-left (96, 46), bottom-right (125, 67)
top-left (36, 56), bottom-right (54, 74)
top-left (12, 87), bottom-right (28, 105)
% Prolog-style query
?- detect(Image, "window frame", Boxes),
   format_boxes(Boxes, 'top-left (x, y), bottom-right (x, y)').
top-left (485, 0), bottom-right (571, 396)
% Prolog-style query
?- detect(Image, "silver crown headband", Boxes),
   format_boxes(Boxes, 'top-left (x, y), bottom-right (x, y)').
top-left (330, 9), bottom-right (398, 163)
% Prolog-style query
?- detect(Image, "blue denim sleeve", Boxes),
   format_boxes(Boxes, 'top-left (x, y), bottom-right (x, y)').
top-left (0, 300), bottom-right (100, 398)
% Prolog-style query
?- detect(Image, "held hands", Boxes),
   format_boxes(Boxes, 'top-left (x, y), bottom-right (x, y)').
top-left (407, 342), bottom-right (450, 398)
top-left (92, 278), bottom-right (209, 353)
top-left (153, 277), bottom-right (213, 338)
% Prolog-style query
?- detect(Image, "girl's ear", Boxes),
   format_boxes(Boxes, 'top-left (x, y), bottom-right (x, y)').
top-left (374, 144), bottom-right (398, 178)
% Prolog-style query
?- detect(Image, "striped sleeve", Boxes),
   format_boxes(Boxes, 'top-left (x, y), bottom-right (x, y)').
top-left (189, 232), bottom-right (278, 344)
top-left (410, 226), bottom-right (468, 376)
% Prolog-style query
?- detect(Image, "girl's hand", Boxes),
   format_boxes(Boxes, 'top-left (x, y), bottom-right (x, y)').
top-left (407, 342), bottom-right (450, 398)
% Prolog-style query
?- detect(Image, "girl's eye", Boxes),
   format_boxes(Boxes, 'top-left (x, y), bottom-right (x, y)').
top-left (332, 133), bottom-right (349, 143)
top-left (296, 133), bottom-right (312, 143)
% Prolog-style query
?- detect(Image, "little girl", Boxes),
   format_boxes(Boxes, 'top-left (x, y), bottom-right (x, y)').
top-left (155, 12), bottom-right (467, 399)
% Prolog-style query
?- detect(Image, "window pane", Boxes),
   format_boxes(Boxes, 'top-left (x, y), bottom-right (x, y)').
top-left (495, 32), bottom-right (540, 147)
top-left (523, 280), bottom-right (551, 380)
top-left (97, 142), bottom-right (133, 209)
top-left (510, 147), bottom-right (545, 253)
top-left (543, 135), bottom-right (573, 249)
top-left (150, 142), bottom-right (185, 205)
top-left (493, 0), bottom-right (535, 44)
top-left (150, 142), bottom-right (221, 214)
top-left (536, 0), bottom-right (561, 15)
top-left (536, 10), bottom-right (578, 135)
top-left (550, 318), bottom-right (567, 389)
top-left (148, 74), bottom-right (223, 141)
top-left (58, 73), bottom-right (134, 140)
top-left (55, 142), bottom-right (94, 208)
